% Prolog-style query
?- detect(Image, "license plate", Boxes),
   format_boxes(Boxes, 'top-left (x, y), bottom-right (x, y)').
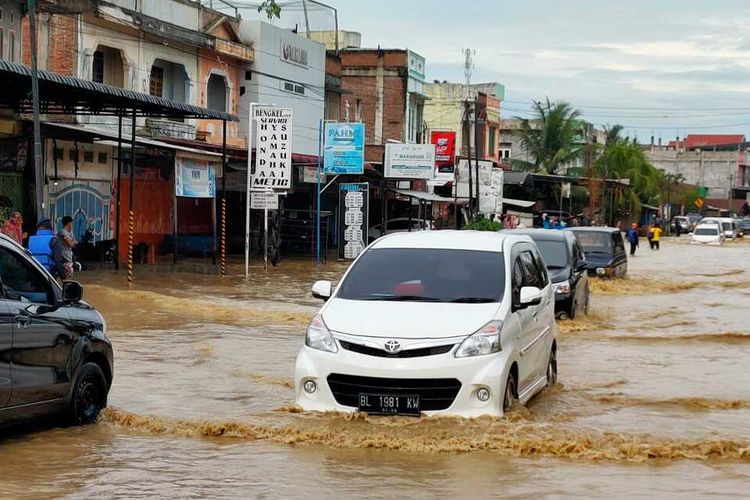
top-left (357, 393), bottom-right (420, 416)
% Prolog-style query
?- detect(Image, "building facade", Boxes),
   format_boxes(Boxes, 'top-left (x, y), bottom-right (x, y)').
top-left (339, 48), bottom-right (427, 163)
top-left (424, 82), bottom-right (504, 162)
top-left (238, 20), bottom-right (326, 157)
top-left (0, 0), bottom-right (22, 63)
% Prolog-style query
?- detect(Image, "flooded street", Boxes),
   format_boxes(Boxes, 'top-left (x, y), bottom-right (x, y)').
top-left (1, 240), bottom-right (749, 498)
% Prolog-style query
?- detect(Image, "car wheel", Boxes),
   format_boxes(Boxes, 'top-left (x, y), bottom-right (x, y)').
top-left (69, 363), bottom-right (107, 425)
top-left (557, 311), bottom-right (570, 321)
top-left (503, 372), bottom-right (518, 413)
top-left (546, 348), bottom-right (558, 387)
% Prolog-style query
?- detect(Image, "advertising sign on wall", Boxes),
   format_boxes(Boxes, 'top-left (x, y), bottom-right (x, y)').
top-left (431, 131), bottom-right (456, 172)
top-left (384, 143), bottom-right (436, 179)
top-left (454, 159), bottom-right (494, 198)
top-left (478, 168), bottom-right (504, 215)
top-left (251, 106), bottom-right (293, 190)
top-left (324, 123), bottom-right (365, 175)
top-left (338, 183), bottom-right (369, 260)
top-left (175, 158), bottom-right (216, 198)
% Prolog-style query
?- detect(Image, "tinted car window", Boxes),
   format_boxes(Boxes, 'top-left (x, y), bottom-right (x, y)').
top-left (519, 251), bottom-right (543, 288)
top-left (534, 240), bottom-right (569, 269)
top-left (694, 227), bottom-right (719, 236)
top-left (0, 247), bottom-right (51, 304)
top-left (572, 231), bottom-right (612, 251)
top-left (337, 248), bottom-right (505, 302)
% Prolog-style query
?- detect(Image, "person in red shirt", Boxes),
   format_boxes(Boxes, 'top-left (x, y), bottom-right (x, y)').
top-left (1, 211), bottom-right (27, 244)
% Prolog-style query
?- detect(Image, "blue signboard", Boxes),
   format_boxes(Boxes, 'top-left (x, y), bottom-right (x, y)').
top-left (324, 122), bottom-right (365, 174)
top-left (175, 159), bottom-right (216, 198)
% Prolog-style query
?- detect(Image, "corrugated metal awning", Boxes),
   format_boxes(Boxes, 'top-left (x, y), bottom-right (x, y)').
top-left (0, 59), bottom-right (238, 121)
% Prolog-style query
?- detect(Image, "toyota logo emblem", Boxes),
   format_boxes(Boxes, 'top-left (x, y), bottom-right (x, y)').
top-left (383, 340), bottom-right (401, 353)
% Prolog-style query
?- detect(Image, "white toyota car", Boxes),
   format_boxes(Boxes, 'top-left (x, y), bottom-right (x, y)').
top-left (294, 231), bottom-right (558, 418)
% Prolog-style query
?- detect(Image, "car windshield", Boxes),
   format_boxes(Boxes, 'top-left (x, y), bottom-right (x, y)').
top-left (534, 239), bottom-right (569, 269)
top-left (721, 222), bottom-right (732, 231)
top-left (337, 248), bottom-right (505, 303)
top-left (571, 232), bottom-right (612, 253)
top-left (741, 220), bottom-right (750, 229)
top-left (695, 227), bottom-right (718, 236)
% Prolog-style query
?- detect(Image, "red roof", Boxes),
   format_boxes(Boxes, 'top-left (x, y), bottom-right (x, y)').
top-left (669, 134), bottom-right (745, 149)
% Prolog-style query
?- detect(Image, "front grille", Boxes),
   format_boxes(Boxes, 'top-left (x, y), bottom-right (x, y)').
top-left (326, 373), bottom-right (461, 411)
top-left (339, 340), bottom-right (454, 358)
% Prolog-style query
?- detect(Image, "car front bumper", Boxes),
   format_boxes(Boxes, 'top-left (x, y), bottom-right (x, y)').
top-left (294, 344), bottom-right (512, 417)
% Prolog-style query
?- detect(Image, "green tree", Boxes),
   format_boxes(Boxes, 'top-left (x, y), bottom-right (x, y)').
top-left (511, 98), bottom-right (583, 175)
top-left (258, 0), bottom-right (281, 20)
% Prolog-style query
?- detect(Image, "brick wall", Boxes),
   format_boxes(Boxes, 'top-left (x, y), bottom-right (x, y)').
top-left (22, 14), bottom-right (76, 75)
top-left (340, 50), bottom-right (408, 163)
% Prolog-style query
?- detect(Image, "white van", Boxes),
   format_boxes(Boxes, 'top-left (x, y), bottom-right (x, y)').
top-left (691, 223), bottom-right (725, 245)
top-left (699, 217), bottom-right (737, 239)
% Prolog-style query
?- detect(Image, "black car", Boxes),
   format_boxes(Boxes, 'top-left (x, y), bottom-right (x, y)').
top-left (0, 234), bottom-right (112, 429)
top-left (505, 229), bottom-right (589, 319)
top-left (566, 227), bottom-right (628, 278)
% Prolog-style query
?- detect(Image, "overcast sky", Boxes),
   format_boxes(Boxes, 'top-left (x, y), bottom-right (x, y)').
top-left (303, 0), bottom-right (750, 142)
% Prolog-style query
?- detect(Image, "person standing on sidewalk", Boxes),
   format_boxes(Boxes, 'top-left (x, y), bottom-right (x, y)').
top-left (53, 216), bottom-right (77, 280)
top-left (649, 223), bottom-right (662, 250)
top-left (626, 223), bottom-right (639, 255)
top-left (1, 211), bottom-right (27, 244)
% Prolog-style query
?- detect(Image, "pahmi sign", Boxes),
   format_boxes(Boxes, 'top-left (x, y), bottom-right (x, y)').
top-left (280, 41), bottom-right (308, 67)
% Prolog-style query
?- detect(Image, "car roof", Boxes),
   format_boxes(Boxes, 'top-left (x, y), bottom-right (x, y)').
top-left (503, 228), bottom-right (570, 242)
top-left (370, 230), bottom-right (529, 252)
top-left (695, 223), bottom-right (720, 229)
top-left (565, 226), bottom-right (620, 234)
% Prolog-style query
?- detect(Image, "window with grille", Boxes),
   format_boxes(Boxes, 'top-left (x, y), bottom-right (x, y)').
top-left (149, 66), bottom-right (164, 97)
top-left (98, 152), bottom-right (108, 164)
top-left (83, 151), bottom-right (94, 163)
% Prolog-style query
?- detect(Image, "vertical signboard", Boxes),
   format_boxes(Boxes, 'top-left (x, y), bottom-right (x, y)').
top-left (338, 183), bottom-right (369, 260)
top-left (384, 144), bottom-right (436, 179)
top-left (478, 168), bottom-right (504, 215)
top-left (324, 123), bottom-right (365, 174)
top-left (175, 158), bottom-right (216, 198)
top-left (431, 131), bottom-right (456, 181)
top-left (251, 107), bottom-right (293, 190)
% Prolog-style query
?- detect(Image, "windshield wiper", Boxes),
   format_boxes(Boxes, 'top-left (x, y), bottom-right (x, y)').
top-left (546, 265), bottom-right (566, 270)
top-left (449, 297), bottom-right (497, 303)
top-left (362, 295), bottom-right (441, 302)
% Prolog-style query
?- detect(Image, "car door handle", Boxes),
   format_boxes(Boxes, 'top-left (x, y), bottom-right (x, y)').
top-left (14, 315), bottom-right (31, 327)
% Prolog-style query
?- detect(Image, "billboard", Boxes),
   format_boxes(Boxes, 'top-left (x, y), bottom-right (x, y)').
top-left (324, 122), bottom-right (365, 174)
top-left (338, 183), bottom-right (369, 260)
top-left (384, 143), bottom-right (435, 179)
top-left (430, 131), bottom-right (457, 173)
top-left (251, 106), bottom-right (293, 191)
top-left (175, 158), bottom-right (216, 198)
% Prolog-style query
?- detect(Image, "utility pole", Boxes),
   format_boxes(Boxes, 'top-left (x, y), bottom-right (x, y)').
top-left (462, 48), bottom-right (475, 218)
top-left (28, 0), bottom-right (45, 219)
top-left (474, 96), bottom-right (480, 216)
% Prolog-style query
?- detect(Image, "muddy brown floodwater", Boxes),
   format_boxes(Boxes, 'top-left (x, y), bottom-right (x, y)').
top-left (1, 239), bottom-right (750, 498)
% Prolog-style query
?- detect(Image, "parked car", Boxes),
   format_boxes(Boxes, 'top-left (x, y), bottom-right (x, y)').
top-left (368, 218), bottom-right (429, 243)
top-left (295, 230), bottom-right (558, 417)
top-left (504, 229), bottom-right (589, 320)
top-left (671, 216), bottom-right (691, 234)
top-left (733, 219), bottom-right (744, 238)
top-left (0, 234), bottom-right (112, 429)
top-left (691, 223), bottom-right (725, 245)
top-left (739, 218), bottom-right (750, 236)
top-left (565, 227), bottom-right (628, 278)
top-left (699, 217), bottom-right (738, 239)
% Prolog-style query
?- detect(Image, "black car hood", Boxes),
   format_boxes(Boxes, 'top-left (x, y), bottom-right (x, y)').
top-left (548, 267), bottom-right (571, 283)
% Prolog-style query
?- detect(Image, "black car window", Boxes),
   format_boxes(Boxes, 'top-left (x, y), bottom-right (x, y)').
top-left (0, 247), bottom-right (51, 304)
top-left (534, 239), bottom-right (569, 269)
top-left (531, 250), bottom-right (550, 287)
top-left (519, 251), bottom-right (543, 288)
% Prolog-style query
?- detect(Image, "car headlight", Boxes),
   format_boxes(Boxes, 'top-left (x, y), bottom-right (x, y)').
top-left (305, 314), bottom-right (338, 353)
top-left (455, 320), bottom-right (503, 358)
top-left (554, 280), bottom-right (571, 294)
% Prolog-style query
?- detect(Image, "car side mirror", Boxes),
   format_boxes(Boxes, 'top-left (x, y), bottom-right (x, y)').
top-left (62, 280), bottom-right (83, 303)
top-left (311, 280), bottom-right (332, 301)
top-left (519, 286), bottom-right (543, 307)
top-left (576, 260), bottom-right (587, 272)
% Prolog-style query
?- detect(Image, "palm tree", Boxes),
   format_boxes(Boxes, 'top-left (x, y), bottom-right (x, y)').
top-left (511, 99), bottom-right (583, 175)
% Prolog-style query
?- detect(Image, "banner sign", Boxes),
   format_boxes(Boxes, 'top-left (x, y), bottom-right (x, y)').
top-left (252, 106), bottom-right (293, 190)
top-left (431, 131), bottom-right (456, 172)
top-left (454, 159), bottom-right (494, 198)
top-left (479, 168), bottom-right (504, 215)
top-left (250, 191), bottom-right (279, 210)
top-left (338, 183), bottom-right (369, 260)
top-left (175, 158), bottom-right (216, 198)
top-left (324, 123), bottom-right (365, 174)
top-left (384, 143), bottom-right (435, 179)
top-left (300, 166), bottom-right (325, 184)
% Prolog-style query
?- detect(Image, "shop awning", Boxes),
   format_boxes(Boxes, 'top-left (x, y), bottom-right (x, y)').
top-left (43, 122), bottom-right (223, 162)
top-left (393, 189), bottom-right (468, 204)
